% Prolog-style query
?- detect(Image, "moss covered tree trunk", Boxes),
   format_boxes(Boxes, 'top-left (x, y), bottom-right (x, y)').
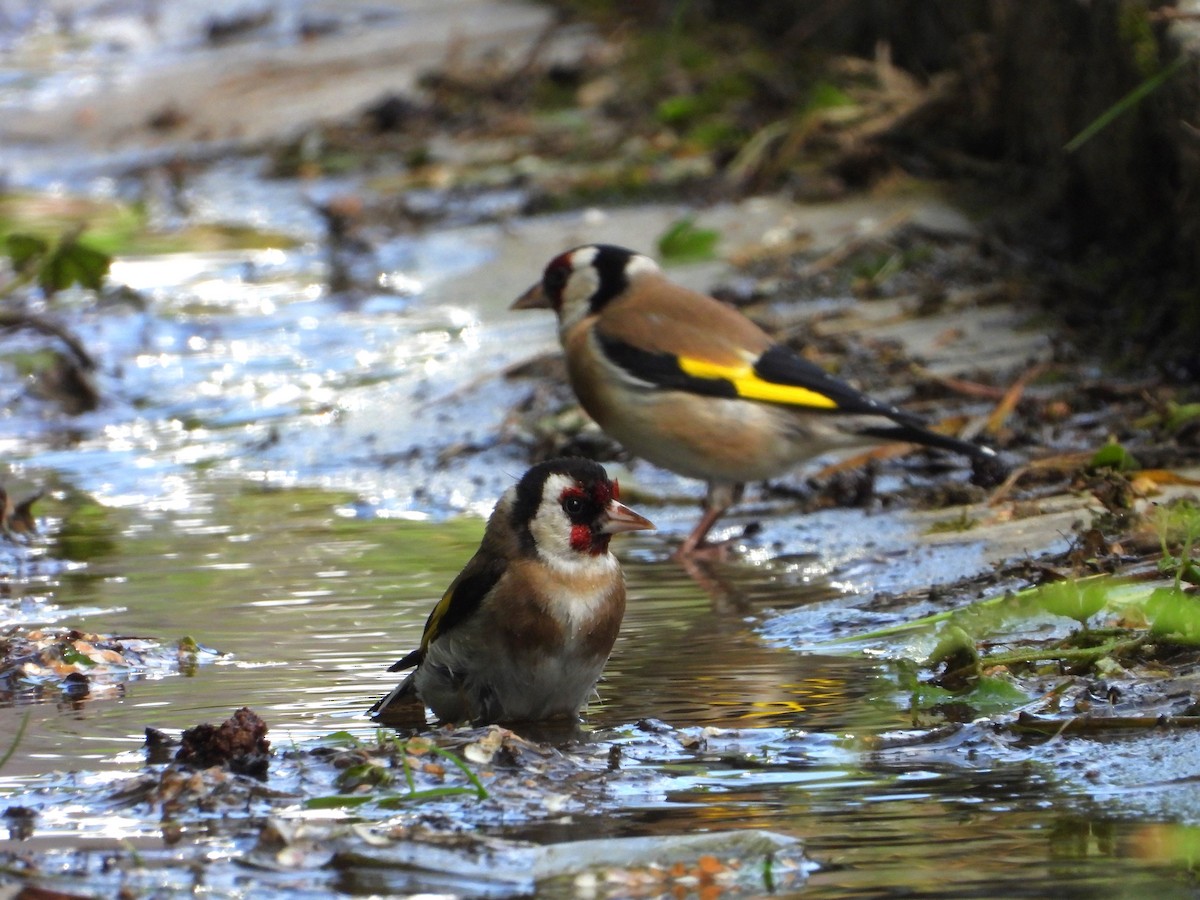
top-left (988, 1), bottom-right (1200, 373)
top-left (713, 0), bottom-right (1200, 373)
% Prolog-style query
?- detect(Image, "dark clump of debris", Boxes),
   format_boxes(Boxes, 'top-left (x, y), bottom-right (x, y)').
top-left (173, 707), bottom-right (272, 779)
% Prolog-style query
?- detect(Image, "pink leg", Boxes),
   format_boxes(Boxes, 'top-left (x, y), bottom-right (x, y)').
top-left (672, 482), bottom-right (744, 559)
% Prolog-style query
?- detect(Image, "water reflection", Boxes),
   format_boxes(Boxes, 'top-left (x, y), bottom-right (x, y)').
top-left (8, 480), bottom-right (907, 748)
top-left (3, 480), bottom-right (1199, 896)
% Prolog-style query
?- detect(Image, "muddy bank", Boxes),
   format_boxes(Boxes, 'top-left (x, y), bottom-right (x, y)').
top-left (0, 0), bottom-right (556, 172)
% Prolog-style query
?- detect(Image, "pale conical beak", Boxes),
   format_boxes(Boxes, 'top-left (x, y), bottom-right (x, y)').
top-left (511, 281), bottom-right (551, 310)
top-left (601, 500), bottom-right (655, 535)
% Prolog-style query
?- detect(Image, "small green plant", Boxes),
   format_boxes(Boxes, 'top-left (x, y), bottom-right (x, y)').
top-left (1146, 586), bottom-right (1200, 644)
top-left (657, 217), bottom-right (719, 263)
top-left (4, 230), bottom-right (110, 298)
top-left (656, 95), bottom-right (703, 125)
top-left (0, 227), bottom-right (110, 407)
top-left (926, 509), bottom-right (978, 534)
top-left (804, 81), bottom-right (853, 113)
top-left (319, 730), bottom-right (364, 748)
top-left (894, 650), bottom-right (1028, 720)
top-left (336, 760), bottom-right (394, 791)
top-left (0, 711), bottom-right (30, 771)
top-left (1034, 580), bottom-right (1108, 630)
top-left (1088, 440), bottom-right (1140, 472)
top-left (304, 733), bottom-right (488, 810)
top-left (60, 646), bottom-right (98, 667)
top-left (1154, 500), bottom-right (1200, 589)
top-left (761, 852), bottom-right (775, 892)
top-left (1134, 401), bottom-right (1200, 434)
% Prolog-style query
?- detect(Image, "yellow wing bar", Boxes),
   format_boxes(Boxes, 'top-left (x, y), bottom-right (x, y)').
top-left (677, 356), bottom-right (839, 410)
top-left (420, 587), bottom-right (456, 651)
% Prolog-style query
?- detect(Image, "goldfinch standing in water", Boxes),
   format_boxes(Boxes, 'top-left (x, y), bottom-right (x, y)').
top-left (512, 244), bottom-right (996, 556)
top-left (370, 458), bottom-right (653, 726)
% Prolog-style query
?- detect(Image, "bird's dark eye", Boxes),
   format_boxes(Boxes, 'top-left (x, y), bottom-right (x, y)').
top-left (563, 495), bottom-right (585, 516)
top-left (543, 263), bottom-right (569, 301)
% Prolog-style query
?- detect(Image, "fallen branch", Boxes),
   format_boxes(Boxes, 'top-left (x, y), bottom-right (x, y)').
top-left (0, 310), bottom-right (96, 370)
top-left (986, 451), bottom-right (1093, 505)
top-left (914, 369), bottom-right (1009, 401)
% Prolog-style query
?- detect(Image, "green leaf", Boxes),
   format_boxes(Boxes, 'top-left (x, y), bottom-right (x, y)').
top-left (303, 794), bottom-right (375, 809)
top-left (319, 730), bottom-right (363, 747)
top-left (335, 762), bottom-right (393, 791)
top-left (806, 81), bottom-right (853, 112)
top-left (375, 786), bottom-right (482, 808)
top-left (926, 510), bottom-right (978, 534)
top-left (926, 624), bottom-right (981, 691)
top-left (1034, 580), bottom-right (1108, 626)
top-left (1147, 586), bottom-right (1200, 643)
top-left (40, 237), bottom-right (110, 295)
top-left (961, 674), bottom-right (1030, 712)
top-left (927, 624), bottom-right (980, 670)
top-left (902, 670), bottom-right (1028, 715)
top-left (1163, 402), bottom-right (1200, 433)
top-left (657, 217), bottom-right (719, 263)
top-left (5, 233), bottom-right (48, 272)
top-left (1089, 441), bottom-right (1139, 472)
top-left (1158, 555), bottom-right (1200, 586)
top-left (656, 95), bottom-right (702, 124)
top-left (61, 646), bottom-right (97, 667)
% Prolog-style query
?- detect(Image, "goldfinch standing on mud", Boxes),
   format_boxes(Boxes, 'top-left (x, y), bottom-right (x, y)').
top-left (370, 458), bottom-right (653, 726)
top-left (512, 244), bottom-right (995, 556)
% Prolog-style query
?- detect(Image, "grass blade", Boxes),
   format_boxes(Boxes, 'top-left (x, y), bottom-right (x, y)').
top-left (1065, 56), bottom-right (1186, 152)
top-left (0, 711), bottom-right (30, 772)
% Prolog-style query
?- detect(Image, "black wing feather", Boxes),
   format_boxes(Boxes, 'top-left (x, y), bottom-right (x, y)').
top-left (752, 345), bottom-right (900, 417)
top-left (600, 332), bottom-right (902, 418)
top-left (597, 335), bottom-right (995, 459)
top-left (384, 561), bottom-right (506, 672)
top-left (597, 331), bottom-right (737, 398)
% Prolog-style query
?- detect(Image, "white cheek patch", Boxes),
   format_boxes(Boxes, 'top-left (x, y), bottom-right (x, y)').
top-left (528, 473), bottom-right (577, 560)
top-left (528, 507), bottom-right (570, 561)
top-left (558, 267), bottom-right (601, 334)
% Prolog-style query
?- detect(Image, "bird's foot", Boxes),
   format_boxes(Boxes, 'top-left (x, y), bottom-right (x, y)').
top-left (670, 536), bottom-right (735, 562)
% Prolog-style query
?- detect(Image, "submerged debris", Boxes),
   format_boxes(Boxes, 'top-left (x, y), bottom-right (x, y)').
top-left (0, 628), bottom-right (211, 703)
top-left (2, 806), bottom-right (36, 841)
top-left (0, 719), bottom-right (811, 897)
top-left (176, 707), bottom-right (272, 779)
top-left (331, 826), bottom-right (811, 896)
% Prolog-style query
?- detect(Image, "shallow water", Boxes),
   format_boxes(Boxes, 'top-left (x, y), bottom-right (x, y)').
top-left (0, 180), bottom-right (1192, 898)
top-left (0, 184), bottom-right (1190, 896)
top-left (3, 480), bottom-right (883, 765)
top-left (2, 481), bottom-right (1197, 897)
